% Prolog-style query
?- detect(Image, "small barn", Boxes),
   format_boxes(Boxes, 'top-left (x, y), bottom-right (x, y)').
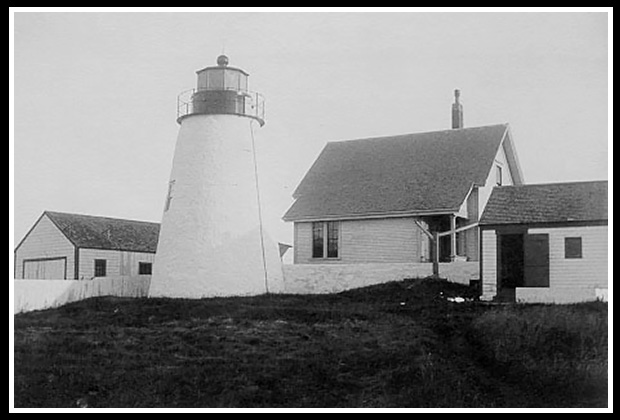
top-left (14, 211), bottom-right (159, 280)
top-left (479, 181), bottom-right (608, 303)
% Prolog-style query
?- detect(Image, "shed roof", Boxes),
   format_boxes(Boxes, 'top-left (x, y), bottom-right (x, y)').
top-left (479, 181), bottom-right (608, 226)
top-left (283, 124), bottom-right (514, 221)
top-left (44, 211), bottom-right (160, 253)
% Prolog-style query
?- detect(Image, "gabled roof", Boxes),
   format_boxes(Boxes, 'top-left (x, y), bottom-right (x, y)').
top-left (283, 124), bottom-right (517, 221)
top-left (42, 211), bottom-right (160, 253)
top-left (479, 181), bottom-right (608, 226)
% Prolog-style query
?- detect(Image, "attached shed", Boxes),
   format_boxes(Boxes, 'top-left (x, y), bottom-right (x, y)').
top-left (15, 211), bottom-right (159, 280)
top-left (479, 181), bottom-right (608, 303)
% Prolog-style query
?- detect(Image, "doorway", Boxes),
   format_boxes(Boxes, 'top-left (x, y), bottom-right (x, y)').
top-left (496, 232), bottom-right (550, 302)
top-left (498, 233), bottom-right (524, 301)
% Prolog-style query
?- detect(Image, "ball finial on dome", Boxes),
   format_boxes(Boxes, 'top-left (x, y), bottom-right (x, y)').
top-left (217, 55), bottom-right (229, 67)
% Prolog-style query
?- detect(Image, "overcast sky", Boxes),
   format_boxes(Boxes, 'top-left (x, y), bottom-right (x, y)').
top-left (11, 11), bottom-right (609, 245)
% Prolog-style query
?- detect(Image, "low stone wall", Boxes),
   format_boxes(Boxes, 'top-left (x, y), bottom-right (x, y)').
top-left (13, 276), bottom-right (151, 314)
top-left (516, 286), bottom-right (607, 304)
top-left (282, 262), bottom-right (479, 294)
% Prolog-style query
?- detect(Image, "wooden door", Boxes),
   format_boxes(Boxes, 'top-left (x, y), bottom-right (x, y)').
top-left (524, 233), bottom-right (550, 287)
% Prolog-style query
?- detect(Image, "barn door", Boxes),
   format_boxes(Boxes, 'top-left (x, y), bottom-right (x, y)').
top-left (23, 258), bottom-right (67, 280)
top-left (523, 234), bottom-right (549, 287)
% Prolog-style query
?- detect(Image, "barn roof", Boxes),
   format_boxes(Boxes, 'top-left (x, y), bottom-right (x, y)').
top-left (44, 211), bottom-right (160, 253)
top-left (283, 124), bottom-right (516, 221)
top-left (479, 181), bottom-right (608, 226)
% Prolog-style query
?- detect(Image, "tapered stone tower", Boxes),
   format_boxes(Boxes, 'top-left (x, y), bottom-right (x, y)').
top-left (149, 55), bottom-right (284, 298)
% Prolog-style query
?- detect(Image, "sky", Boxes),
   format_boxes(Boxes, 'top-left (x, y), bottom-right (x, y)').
top-left (11, 10), bottom-right (610, 246)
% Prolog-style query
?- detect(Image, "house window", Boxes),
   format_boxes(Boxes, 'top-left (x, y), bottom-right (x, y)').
top-left (312, 221), bottom-right (339, 259)
top-left (312, 222), bottom-right (324, 258)
top-left (94, 259), bottom-right (107, 277)
top-left (139, 262), bottom-right (153, 275)
top-left (496, 165), bottom-right (503, 186)
top-left (565, 237), bottom-right (582, 259)
top-left (327, 221), bottom-right (339, 258)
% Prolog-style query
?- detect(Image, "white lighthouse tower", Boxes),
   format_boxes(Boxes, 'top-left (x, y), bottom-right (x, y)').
top-left (149, 55), bottom-right (284, 298)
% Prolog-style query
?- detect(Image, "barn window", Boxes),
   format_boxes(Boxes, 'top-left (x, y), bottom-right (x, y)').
top-left (565, 237), bottom-right (582, 259)
top-left (139, 262), bottom-right (152, 275)
top-left (312, 221), bottom-right (340, 259)
top-left (94, 259), bottom-right (107, 277)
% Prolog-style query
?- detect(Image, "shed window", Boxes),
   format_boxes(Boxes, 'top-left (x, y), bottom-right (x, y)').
top-left (139, 262), bottom-right (153, 275)
top-left (312, 221), bottom-right (339, 259)
top-left (565, 237), bottom-right (582, 259)
top-left (94, 259), bottom-right (107, 277)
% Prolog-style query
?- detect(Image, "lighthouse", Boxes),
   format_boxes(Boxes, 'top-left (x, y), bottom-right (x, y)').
top-left (149, 55), bottom-right (284, 298)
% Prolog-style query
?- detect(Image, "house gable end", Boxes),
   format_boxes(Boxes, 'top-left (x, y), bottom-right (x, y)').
top-left (497, 126), bottom-right (524, 186)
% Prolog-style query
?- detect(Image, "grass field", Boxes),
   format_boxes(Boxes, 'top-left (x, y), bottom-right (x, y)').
top-left (13, 278), bottom-right (608, 408)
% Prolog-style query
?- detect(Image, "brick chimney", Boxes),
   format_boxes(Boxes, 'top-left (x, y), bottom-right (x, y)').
top-left (451, 89), bottom-right (463, 129)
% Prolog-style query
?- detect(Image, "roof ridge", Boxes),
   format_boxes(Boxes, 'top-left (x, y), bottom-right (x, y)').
top-left (326, 123), bottom-right (509, 145)
top-left (492, 180), bottom-right (608, 189)
top-left (45, 210), bottom-right (160, 226)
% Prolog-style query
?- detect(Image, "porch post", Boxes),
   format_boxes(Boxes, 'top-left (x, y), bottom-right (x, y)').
top-left (433, 231), bottom-right (439, 278)
top-left (450, 214), bottom-right (457, 262)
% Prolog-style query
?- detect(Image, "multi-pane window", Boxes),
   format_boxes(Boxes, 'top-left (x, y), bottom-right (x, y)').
top-left (565, 237), bottom-right (582, 259)
top-left (94, 259), bottom-right (107, 277)
top-left (312, 221), bottom-right (339, 259)
top-left (312, 222), bottom-right (324, 258)
top-left (327, 221), bottom-right (339, 258)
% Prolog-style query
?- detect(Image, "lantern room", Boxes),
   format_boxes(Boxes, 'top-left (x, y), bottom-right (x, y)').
top-left (176, 55), bottom-right (265, 126)
top-left (196, 54), bottom-right (249, 92)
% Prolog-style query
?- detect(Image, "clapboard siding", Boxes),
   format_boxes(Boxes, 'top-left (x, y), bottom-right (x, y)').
top-left (77, 249), bottom-right (155, 280)
top-left (481, 229), bottom-right (497, 299)
top-left (293, 222), bottom-right (312, 264)
top-left (529, 225), bottom-right (608, 288)
top-left (294, 217), bottom-right (428, 264)
top-left (15, 215), bottom-right (75, 279)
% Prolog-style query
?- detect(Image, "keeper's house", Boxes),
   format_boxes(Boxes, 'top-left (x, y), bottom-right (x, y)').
top-left (283, 123), bottom-right (523, 267)
top-left (14, 211), bottom-right (159, 280)
top-left (479, 181), bottom-right (608, 303)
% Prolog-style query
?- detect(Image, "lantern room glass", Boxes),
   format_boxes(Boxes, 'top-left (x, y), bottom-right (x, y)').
top-left (197, 68), bottom-right (248, 92)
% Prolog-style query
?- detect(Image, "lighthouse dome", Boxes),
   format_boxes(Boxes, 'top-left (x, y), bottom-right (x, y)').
top-left (217, 54), bottom-right (229, 67)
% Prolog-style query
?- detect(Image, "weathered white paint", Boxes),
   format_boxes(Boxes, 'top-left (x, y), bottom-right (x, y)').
top-left (294, 217), bottom-right (430, 264)
top-left (150, 114), bottom-right (284, 298)
top-left (283, 261), bottom-right (478, 294)
top-left (481, 229), bottom-right (498, 300)
top-left (14, 276), bottom-right (151, 314)
top-left (77, 248), bottom-right (155, 280)
top-left (14, 214), bottom-right (75, 279)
